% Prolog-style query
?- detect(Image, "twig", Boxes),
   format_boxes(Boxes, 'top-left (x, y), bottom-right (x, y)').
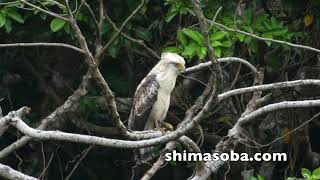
top-left (105, 13), bottom-right (160, 59)
top-left (249, 112), bottom-right (320, 148)
top-left (83, 2), bottom-right (99, 38)
top-left (65, 145), bottom-right (93, 180)
top-left (96, 0), bottom-right (145, 61)
top-left (141, 142), bottom-right (177, 180)
top-left (211, 6), bottom-right (222, 26)
top-left (19, 0), bottom-right (68, 21)
top-left (0, 43), bottom-right (84, 54)
top-left (64, 0), bottom-right (95, 66)
top-left (96, 0), bottom-right (104, 47)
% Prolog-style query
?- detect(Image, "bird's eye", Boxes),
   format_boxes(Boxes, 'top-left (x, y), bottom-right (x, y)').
top-left (174, 62), bottom-right (185, 71)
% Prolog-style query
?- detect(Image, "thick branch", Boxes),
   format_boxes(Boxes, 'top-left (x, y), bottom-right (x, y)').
top-left (184, 57), bottom-right (257, 75)
top-left (0, 107), bottom-right (31, 136)
top-left (0, 163), bottom-right (38, 180)
top-left (217, 79), bottom-right (320, 102)
top-left (0, 70), bottom-right (91, 159)
top-left (238, 100), bottom-right (320, 126)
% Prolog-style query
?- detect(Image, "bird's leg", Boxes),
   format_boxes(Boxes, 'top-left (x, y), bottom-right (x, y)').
top-left (159, 122), bottom-right (174, 132)
top-left (154, 121), bottom-right (165, 134)
top-left (153, 121), bottom-right (173, 134)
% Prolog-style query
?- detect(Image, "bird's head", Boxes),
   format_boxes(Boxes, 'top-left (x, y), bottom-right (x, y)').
top-left (160, 52), bottom-right (186, 74)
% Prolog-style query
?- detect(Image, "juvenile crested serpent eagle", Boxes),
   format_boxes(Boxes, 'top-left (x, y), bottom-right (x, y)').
top-left (128, 52), bottom-right (185, 162)
top-left (128, 52), bottom-right (186, 132)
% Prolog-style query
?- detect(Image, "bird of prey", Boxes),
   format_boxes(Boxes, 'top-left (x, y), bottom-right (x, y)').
top-left (128, 52), bottom-right (185, 162)
top-left (128, 52), bottom-right (186, 132)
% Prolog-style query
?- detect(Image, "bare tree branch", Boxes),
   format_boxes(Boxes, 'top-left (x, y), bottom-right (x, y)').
top-left (141, 142), bottom-right (177, 180)
top-left (237, 100), bottom-right (320, 126)
top-left (0, 163), bottom-right (38, 180)
top-left (19, 0), bottom-right (68, 21)
top-left (191, 0), bottom-right (223, 102)
top-left (0, 72), bottom-right (91, 159)
top-left (0, 107), bottom-right (31, 136)
top-left (6, 99), bottom-right (318, 151)
top-left (185, 57), bottom-right (257, 75)
top-left (178, 136), bottom-right (210, 177)
top-left (217, 79), bottom-right (320, 102)
top-left (64, 0), bottom-right (95, 66)
top-left (0, 43), bottom-right (84, 54)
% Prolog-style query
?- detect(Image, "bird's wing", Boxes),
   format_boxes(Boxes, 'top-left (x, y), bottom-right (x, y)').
top-left (128, 74), bottom-right (160, 131)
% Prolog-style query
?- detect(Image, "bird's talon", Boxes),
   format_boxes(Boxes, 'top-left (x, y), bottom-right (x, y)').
top-left (160, 122), bottom-right (174, 132)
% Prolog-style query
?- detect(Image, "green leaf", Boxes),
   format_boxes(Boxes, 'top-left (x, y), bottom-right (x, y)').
top-left (222, 41), bottom-right (232, 48)
top-left (286, 178), bottom-right (295, 180)
top-left (271, 17), bottom-right (280, 29)
top-left (165, 9), bottom-right (178, 22)
top-left (312, 167), bottom-right (320, 179)
top-left (63, 24), bottom-right (71, 34)
top-left (108, 45), bottom-right (118, 58)
top-left (249, 176), bottom-right (257, 180)
top-left (0, 13), bottom-right (6, 28)
top-left (210, 31), bottom-right (225, 41)
top-left (214, 47), bottom-right (221, 58)
top-left (269, 28), bottom-right (288, 37)
top-left (196, 46), bottom-right (207, 60)
top-left (237, 33), bottom-right (245, 42)
top-left (211, 41), bottom-right (223, 47)
top-left (243, 26), bottom-right (253, 33)
top-left (262, 33), bottom-right (273, 46)
top-left (177, 31), bottom-right (187, 47)
top-left (182, 42), bottom-right (197, 59)
top-left (50, 18), bottom-right (66, 32)
top-left (248, 41), bottom-right (258, 53)
top-left (133, 28), bottom-right (151, 42)
top-left (263, 21), bottom-right (273, 31)
top-left (182, 28), bottom-right (204, 46)
top-left (163, 46), bottom-right (181, 53)
top-left (257, 175), bottom-right (264, 180)
top-left (6, 8), bottom-right (24, 23)
top-left (302, 168), bottom-right (312, 179)
top-left (4, 19), bottom-right (12, 33)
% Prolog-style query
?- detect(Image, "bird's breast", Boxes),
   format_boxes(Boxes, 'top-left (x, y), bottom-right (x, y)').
top-left (151, 90), bottom-right (171, 122)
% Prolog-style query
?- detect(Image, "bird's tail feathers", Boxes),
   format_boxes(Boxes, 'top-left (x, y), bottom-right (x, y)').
top-left (133, 147), bottom-right (158, 164)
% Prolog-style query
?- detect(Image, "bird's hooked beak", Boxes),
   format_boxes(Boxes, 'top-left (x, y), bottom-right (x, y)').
top-left (176, 63), bottom-right (186, 73)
